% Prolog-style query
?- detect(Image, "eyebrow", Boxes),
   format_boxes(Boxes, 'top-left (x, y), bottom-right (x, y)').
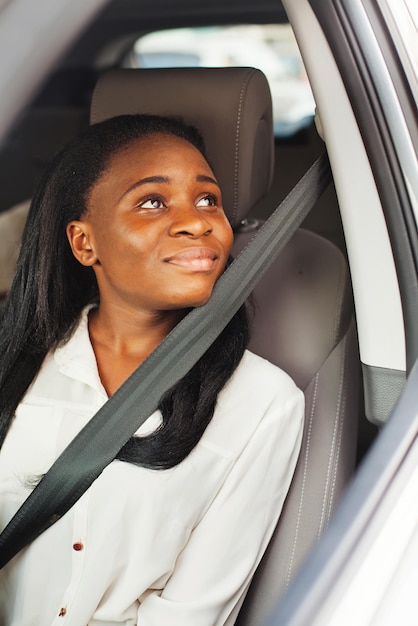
top-left (120, 174), bottom-right (219, 201)
top-left (196, 174), bottom-right (219, 186)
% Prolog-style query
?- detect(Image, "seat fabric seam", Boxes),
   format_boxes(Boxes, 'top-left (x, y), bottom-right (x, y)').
top-left (317, 334), bottom-right (347, 537)
top-left (232, 69), bottom-right (256, 226)
top-left (327, 333), bottom-right (349, 524)
top-left (284, 373), bottom-right (318, 590)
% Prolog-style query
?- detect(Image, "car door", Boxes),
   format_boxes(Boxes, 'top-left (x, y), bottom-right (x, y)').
top-left (267, 0), bottom-right (418, 623)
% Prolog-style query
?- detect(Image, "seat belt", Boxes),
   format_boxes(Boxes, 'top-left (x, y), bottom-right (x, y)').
top-left (0, 152), bottom-right (332, 569)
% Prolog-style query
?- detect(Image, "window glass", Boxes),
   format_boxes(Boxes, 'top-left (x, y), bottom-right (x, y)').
top-left (127, 25), bottom-right (316, 137)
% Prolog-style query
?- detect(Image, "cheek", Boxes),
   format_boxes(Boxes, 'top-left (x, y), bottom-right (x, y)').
top-left (97, 222), bottom-right (147, 261)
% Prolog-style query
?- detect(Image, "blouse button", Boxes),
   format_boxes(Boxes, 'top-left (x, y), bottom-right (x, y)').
top-left (72, 542), bottom-right (84, 551)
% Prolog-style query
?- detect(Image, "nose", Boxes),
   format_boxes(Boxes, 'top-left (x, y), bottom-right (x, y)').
top-left (168, 204), bottom-right (213, 238)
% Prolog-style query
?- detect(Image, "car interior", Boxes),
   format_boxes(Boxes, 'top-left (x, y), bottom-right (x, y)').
top-left (0, 0), bottom-right (382, 622)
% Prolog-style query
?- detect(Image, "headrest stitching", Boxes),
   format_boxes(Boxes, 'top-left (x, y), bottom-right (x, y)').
top-left (232, 69), bottom-right (255, 226)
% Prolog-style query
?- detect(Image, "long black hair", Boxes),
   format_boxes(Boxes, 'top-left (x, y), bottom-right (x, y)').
top-left (0, 114), bottom-right (249, 469)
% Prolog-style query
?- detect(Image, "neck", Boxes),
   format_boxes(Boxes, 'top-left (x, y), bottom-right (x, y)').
top-left (87, 303), bottom-right (186, 396)
top-left (89, 302), bottom-right (185, 360)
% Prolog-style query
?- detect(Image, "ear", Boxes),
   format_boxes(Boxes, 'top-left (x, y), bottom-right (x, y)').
top-left (66, 221), bottom-right (98, 267)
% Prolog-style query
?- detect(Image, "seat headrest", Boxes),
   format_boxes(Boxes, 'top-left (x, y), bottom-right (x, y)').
top-left (90, 67), bottom-right (274, 228)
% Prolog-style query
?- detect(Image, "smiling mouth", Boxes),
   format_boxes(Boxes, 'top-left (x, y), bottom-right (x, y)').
top-left (165, 248), bottom-right (219, 271)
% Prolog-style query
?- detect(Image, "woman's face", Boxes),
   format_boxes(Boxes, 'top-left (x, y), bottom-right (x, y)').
top-left (67, 133), bottom-right (233, 314)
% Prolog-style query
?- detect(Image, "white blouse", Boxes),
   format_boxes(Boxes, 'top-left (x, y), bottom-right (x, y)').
top-left (0, 311), bottom-right (304, 626)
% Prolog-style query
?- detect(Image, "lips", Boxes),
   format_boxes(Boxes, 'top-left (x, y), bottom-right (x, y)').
top-left (165, 247), bottom-right (219, 271)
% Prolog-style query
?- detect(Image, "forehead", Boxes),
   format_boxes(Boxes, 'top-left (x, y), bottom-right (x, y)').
top-left (111, 132), bottom-right (206, 166)
top-left (94, 132), bottom-right (213, 188)
top-left (87, 132), bottom-right (215, 211)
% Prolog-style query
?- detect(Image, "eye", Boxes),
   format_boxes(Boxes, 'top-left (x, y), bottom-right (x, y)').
top-left (196, 194), bottom-right (218, 209)
top-left (138, 196), bottom-right (165, 210)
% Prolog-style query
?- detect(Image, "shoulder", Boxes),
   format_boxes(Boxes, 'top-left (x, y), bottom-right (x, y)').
top-left (200, 350), bottom-right (304, 459)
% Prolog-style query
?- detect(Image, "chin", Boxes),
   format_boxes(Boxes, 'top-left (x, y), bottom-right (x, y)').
top-left (167, 280), bottom-right (217, 309)
top-left (179, 297), bottom-right (211, 309)
top-left (169, 291), bottom-right (213, 310)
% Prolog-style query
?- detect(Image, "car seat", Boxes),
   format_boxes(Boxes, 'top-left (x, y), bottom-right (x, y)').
top-left (90, 67), bottom-right (361, 625)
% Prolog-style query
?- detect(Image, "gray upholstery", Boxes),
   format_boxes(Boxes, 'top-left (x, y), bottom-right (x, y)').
top-left (90, 68), bottom-right (360, 625)
top-left (233, 227), bottom-right (360, 625)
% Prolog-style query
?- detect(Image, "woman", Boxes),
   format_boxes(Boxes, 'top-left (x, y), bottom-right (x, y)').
top-left (0, 114), bottom-right (304, 625)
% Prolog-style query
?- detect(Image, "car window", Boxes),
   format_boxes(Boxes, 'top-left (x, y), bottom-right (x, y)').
top-left (124, 25), bottom-right (316, 138)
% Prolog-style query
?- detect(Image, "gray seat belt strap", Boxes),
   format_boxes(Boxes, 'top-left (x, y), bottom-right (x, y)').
top-left (0, 152), bottom-right (331, 568)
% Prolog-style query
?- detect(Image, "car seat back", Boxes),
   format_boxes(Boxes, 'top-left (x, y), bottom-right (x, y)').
top-left (90, 67), bottom-right (360, 625)
top-left (233, 226), bottom-right (360, 624)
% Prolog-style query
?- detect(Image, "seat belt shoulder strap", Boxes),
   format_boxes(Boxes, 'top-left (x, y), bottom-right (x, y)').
top-left (0, 152), bottom-right (332, 569)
